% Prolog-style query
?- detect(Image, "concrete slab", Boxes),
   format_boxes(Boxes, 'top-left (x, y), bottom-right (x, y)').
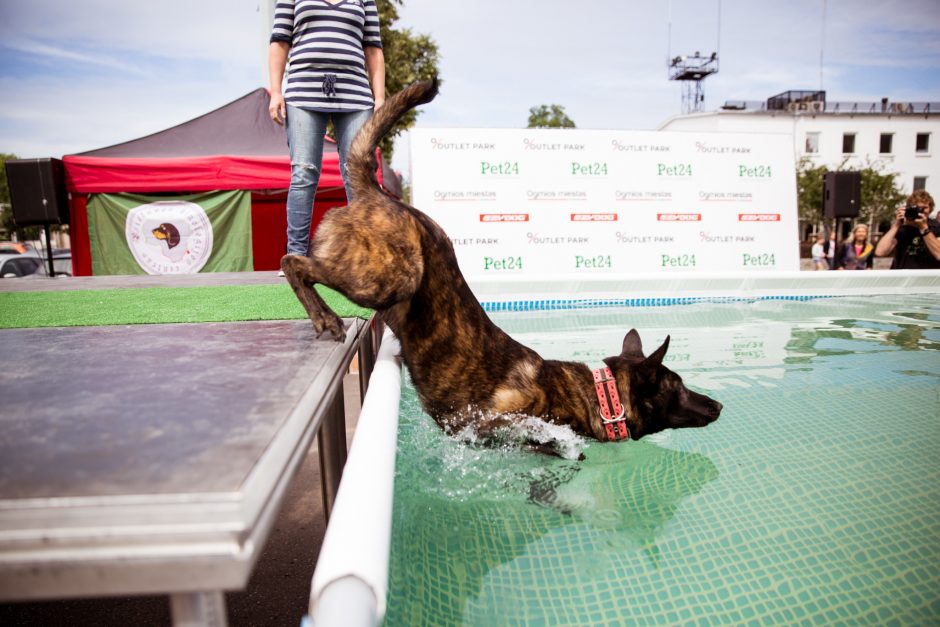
top-left (0, 271), bottom-right (371, 625)
top-left (0, 318), bottom-right (365, 604)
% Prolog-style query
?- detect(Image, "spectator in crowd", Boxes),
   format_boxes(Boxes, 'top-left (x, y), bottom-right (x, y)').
top-left (823, 231), bottom-right (838, 269)
top-left (874, 190), bottom-right (940, 269)
top-left (811, 235), bottom-right (827, 271)
top-left (837, 225), bottom-right (874, 270)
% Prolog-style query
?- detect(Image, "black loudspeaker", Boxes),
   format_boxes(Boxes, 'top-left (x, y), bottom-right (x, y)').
top-left (4, 158), bottom-right (70, 226)
top-left (823, 171), bottom-right (861, 219)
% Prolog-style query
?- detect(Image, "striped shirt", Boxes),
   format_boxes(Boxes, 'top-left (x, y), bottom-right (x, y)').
top-left (270, 0), bottom-right (382, 112)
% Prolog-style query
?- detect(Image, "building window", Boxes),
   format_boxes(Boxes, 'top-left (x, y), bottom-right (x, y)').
top-left (879, 133), bottom-right (893, 154)
top-left (842, 133), bottom-right (856, 154)
top-left (805, 132), bottom-right (820, 154)
top-left (913, 176), bottom-right (927, 191)
top-left (916, 133), bottom-right (930, 153)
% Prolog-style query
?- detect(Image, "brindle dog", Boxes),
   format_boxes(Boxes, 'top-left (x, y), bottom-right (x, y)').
top-left (281, 80), bottom-right (722, 447)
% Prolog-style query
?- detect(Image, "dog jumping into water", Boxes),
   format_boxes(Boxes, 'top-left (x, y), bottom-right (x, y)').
top-left (281, 79), bottom-right (722, 447)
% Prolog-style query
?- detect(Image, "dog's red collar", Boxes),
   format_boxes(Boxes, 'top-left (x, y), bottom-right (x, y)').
top-left (592, 366), bottom-right (630, 441)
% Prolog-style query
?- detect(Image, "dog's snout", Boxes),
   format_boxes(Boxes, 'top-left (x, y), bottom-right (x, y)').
top-left (713, 400), bottom-right (723, 414)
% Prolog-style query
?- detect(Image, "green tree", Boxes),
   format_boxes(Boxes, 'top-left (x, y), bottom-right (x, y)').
top-left (858, 162), bottom-right (905, 230)
top-left (374, 0), bottom-right (440, 161)
top-left (796, 158), bottom-right (827, 228)
top-left (0, 153), bottom-right (14, 208)
top-left (527, 104), bottom-right (576, 129)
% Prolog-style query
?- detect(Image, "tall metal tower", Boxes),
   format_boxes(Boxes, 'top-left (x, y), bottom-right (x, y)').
top-left (667, 0), bottom-right (722, 114)
top-left (668, 51), bottom-right (719, 114)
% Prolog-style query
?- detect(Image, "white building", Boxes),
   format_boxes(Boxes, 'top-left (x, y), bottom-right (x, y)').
top-left (660, 91), bottom-right (939, 209)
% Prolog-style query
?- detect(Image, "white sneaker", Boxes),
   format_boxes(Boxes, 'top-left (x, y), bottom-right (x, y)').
top-left (277, 269), bottom-right (285, 277)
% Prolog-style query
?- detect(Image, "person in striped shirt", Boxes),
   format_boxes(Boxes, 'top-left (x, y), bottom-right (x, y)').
top-left (268, 0), bottom-right (386, 258)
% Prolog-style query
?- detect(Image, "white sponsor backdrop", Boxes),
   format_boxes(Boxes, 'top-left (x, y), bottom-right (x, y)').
top-left (410, 128), bottom-right (799, 279)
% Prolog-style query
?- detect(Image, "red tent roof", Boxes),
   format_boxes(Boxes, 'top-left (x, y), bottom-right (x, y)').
top-left (62, 88), bottom-right (400, 195)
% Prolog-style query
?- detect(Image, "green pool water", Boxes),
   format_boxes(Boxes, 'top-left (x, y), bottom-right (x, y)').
top-left (384, 295), bottom-right (940, 626)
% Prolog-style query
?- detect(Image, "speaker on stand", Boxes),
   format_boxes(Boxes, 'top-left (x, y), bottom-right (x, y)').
top-left (823, 171), bottom-right (862, 270)
top-left (4, 158), bottom-right (70, 277)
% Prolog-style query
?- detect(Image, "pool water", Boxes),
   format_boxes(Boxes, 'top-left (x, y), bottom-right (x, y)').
top-left (384, 295), bottom-right (940, 626)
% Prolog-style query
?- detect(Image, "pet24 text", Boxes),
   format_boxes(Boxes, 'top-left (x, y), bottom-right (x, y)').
top-left (575, 254), bottom-right (612, 269)
top-left (661, 253), bottom-right (697, 268)
top-left (484, 256), bottom-right (523, 271)
top-left (657, 163), bottom-right (693, 177)
top-left (742, 253), bottom-right (776, 266)
top-left (571, 162), bottom-right (608, 176)
top-left (738, 165), bottom-right (772, 178)
top-left (481, 161), bottom-right (520, 176)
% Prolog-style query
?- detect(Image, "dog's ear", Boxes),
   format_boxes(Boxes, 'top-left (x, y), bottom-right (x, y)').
top-left (621, 329), bottom-right (644, 360)
top-left (645, 335), bottom-right (670, 367)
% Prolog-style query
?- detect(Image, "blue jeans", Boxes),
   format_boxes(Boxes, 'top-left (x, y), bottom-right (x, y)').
top-left (285, 105), bottom-right (372, 256)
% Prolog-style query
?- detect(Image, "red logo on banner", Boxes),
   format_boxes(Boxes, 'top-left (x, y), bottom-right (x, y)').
top-left (480, 214), bottom-right (529, 223)
top-left (738, 214), bottom-right (781, 222)
top-left (657, 213), bottom-right (702, 222)
top-left (570, 213), bottom-right (618, 222)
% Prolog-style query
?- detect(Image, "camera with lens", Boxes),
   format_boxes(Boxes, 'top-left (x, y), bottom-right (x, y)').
top-left (904, 205), bottom-right (923, 221)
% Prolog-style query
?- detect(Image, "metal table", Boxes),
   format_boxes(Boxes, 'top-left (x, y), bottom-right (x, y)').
top-left (0, 318), bottom-right (373, 626)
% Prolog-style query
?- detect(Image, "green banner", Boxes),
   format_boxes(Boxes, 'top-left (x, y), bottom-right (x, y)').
top-left (87, 190), bottom-right (253, 275)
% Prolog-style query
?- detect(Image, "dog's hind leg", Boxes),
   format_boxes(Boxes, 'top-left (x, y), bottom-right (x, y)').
top-left (304, 200), bottom-right (426, 311)
top-left (280, 254), bottom-right (347, 341)
top-left (280, 201), bottom-right (425, 341)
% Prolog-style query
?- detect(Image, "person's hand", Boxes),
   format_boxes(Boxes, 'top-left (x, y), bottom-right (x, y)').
top-left (373, 97), bottom-right (385, 111)
top-left (894, 205), bottom-right (906, 226)
top-left (269, 92), bottom-right (286, 125)
top-left (902, 205), bottom-right (929, 230)
top-left (910, 207), bottom-right (929, 232)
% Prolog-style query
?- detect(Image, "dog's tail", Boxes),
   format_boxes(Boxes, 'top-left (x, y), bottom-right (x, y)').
top-left (346, 78), bottom-right (439, 200)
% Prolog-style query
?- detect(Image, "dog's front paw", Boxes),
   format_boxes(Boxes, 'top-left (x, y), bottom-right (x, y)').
top-left (312, 312), bottom-right (346, 342)
top-left (317, 326), bottom-right (346, 342)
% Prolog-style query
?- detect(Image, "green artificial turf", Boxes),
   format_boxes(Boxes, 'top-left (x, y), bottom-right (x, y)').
top-left (0, 284), bottom-right (372, 329)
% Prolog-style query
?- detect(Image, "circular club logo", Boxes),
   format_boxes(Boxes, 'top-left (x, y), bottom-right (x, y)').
top-left (125, 201), bottom-right (213, 274)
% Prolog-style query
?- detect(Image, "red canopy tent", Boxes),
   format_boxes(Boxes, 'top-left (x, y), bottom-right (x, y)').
top-left (63, 88), bottom-right (400, 275)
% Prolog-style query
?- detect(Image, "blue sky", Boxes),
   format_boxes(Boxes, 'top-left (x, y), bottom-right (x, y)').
top-left (1, 0), bottom-right (938, 176)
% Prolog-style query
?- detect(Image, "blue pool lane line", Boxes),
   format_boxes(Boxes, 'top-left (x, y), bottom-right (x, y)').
top-left (482, 294), bottom-right (833, 312)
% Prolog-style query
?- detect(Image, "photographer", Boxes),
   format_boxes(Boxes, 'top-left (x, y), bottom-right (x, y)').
top-left (874, 190), bottom-right (940, 269)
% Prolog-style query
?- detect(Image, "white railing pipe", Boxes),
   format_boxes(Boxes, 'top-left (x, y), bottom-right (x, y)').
top-left (308, 329), bottom-right (402, 627)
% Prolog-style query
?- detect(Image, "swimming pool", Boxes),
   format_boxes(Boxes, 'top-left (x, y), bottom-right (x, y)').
top-left (382, 290), bottom-right (940, 625)
top-left (304, 272), bottom-right (940, 625)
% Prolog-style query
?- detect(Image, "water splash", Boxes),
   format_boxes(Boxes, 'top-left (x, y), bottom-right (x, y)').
top-left (449, 412), bottom-right (586, 461)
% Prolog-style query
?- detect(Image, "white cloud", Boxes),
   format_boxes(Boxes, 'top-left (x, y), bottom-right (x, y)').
top-left (0, 0), bottom-right (268, 158)
top-left (4, 38), bottom-right (150, 75)
top-left (0, 0), bottom-right (265, 66)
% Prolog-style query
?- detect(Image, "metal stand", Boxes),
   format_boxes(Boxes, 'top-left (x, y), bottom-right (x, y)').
top-left (170, 591), bottom-right (228, 627)
top-left (357, 319), bottom-right (382, 399)
top-left (319, 320), bottom-right (382, 520)
top-left (318, 388), bottom-right (348, 520)
top-left (42, 222), bottom-right (56, 277)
